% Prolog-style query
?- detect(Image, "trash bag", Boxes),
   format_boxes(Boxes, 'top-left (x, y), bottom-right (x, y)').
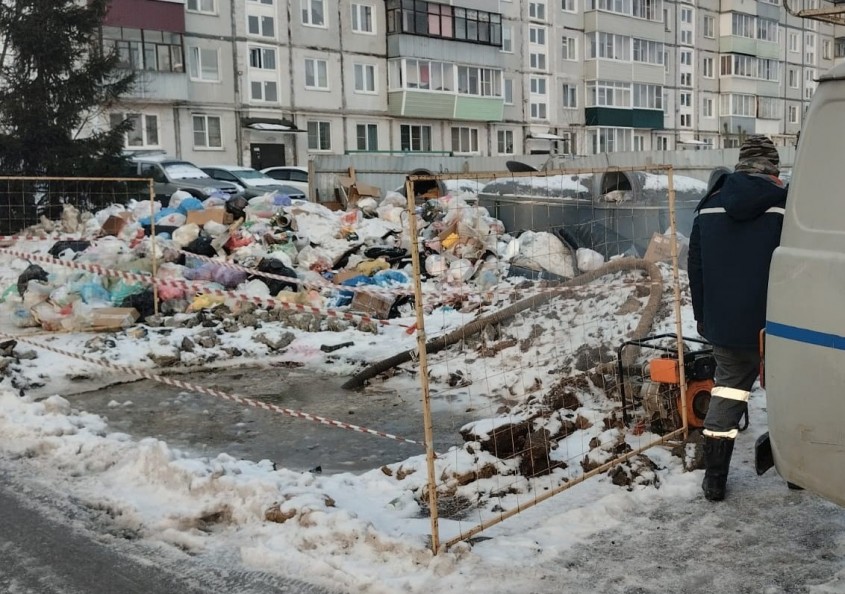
top-left (226, 196), bottom-right (249, 221)
top-left (363, 246), bottom-right (407, 263)
top-left (250, 257), bottom-right (298, 294)
top-left (48, 240), bottom-right (90, 258)
top-left (183, 234), bottom-right (217, 257)
top-left (120, 288), bottom-right (157, 322)
top-left (17, 264), bottom-right (48, 296)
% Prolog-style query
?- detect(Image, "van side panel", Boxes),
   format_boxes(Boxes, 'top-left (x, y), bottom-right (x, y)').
top-left (766, 80), bottom-right (845, 507)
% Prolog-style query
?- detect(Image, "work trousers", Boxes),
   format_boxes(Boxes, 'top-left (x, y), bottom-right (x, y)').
top-left (703, 345), bottom-right (760, 439)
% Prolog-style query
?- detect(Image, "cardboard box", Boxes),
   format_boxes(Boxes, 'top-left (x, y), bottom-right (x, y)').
top-left (101, 214), bottom-right (128, 236)
top-left (350, 292), bottom-right (395, 320)
top-left (643, 232), bottom-right (688, 269)
top-left (186, 207), bottom-right (233, 226)
top-left (89, 307), bottom-right (140, 331)
top-left (333, 269), bottom-right (364, 284)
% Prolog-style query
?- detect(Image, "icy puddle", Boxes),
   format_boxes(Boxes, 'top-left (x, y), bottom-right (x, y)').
top-left (64, 366), bottom-right (477, 474)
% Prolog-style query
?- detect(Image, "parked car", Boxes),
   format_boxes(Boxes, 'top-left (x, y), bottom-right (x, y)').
top-left (201, 165), bottom-right (307, 199)
top-left (124, 155), bottom-right (242, 203)
top-left (260, 165), bottom-right (309, 196)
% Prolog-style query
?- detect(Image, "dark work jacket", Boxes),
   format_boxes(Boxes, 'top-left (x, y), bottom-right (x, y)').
top-left (687, 171), bottom-right (787, 349)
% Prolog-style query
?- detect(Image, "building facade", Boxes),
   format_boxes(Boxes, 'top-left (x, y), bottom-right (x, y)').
top-left (102, 0), bottom-right (838, 167)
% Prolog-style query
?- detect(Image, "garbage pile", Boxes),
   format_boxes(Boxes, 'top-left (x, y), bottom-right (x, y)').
top-left (4, 185), bottom-right (604, 334)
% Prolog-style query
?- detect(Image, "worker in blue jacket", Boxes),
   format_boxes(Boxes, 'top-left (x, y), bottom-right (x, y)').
top-left (688, 135), bottom-right (788, 501)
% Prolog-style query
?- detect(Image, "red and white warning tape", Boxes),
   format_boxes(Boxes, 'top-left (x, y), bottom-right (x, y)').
top-left (0, 331), bottom-right (423, 447)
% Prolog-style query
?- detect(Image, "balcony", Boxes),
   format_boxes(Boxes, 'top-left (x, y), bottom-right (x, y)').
top-left (719, 36), bottom-right (780, 59)
top-left (127, 70), bottom-right (189, 103)
top-left (388, 91), bottom-right (504, 121)
top-left (387, 0), bottom-right (502, 48)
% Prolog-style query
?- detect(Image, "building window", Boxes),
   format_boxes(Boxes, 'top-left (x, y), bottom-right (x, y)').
top-left (110, 113), bottom-right (159, 147)
top-left (679, 113), bottom-right (691, 127)
top-left (248, 14), bottom-right (275, 37)
top-left (633, 135), bottom-right (644, 151)
top-left (351, 4), bottom-right (374, 33)
top-left (530, 52), bottom-right (547, 70)
top-left (529, 2), bottom-right (547, 20)
top-left (757, 18), bottom-right (778, 43)
top-left (386, 1), bottom-right (503, 47)
top-left (720, 93), bottom-right (756, 117)
top-left (188, 47), bottom-right (219, 81)
top-left (457, 66), bottom-right (502, 96)
top-left (702, 57), bottom-right (713, 78)
top-left (187, 0), bottom-right (216, 13)
top-left (530, 76), bottom-right (547, 95)
top-left (680, 7), bottom-right (692, 23)
top-left (632, 38), bottom-right (664, 65)
top-left (250, 80), bottom-right (278, 102)
top-left (703, 15), bottom-right (714, 38)
top-left (680, 92), bottom-right (691, 107)
top-left (823, 39), bottom-right (832, 60)
top-left (633, 83), bottom-right (662, 109)
top-left (702, 97), bottom-right (714, 117)
top-left (302, 0), bottom-right (325, 27)
top-left (590, 127), bottom-right (631, 154)
top-left (680, 50), bottom-right (692, 66)
top-left (562, 83), bottom-right (577, 108)
top-left (305, 58), bottom-right (329, 89)
top-left (451, 127), bottom-right (479, 154)
top-left (497, 129), bottom-right (514, 153)
top-left (193, 115), bottom-right (222, 148)
top-left (356, 123), bottom-right (378, 151)
top-left (680, 30), bottom-right (692, 45)
top-left (307, 121), bottom-right (331, 151)
top-left (502, 26), bottom-right (513, 52)
top-left (789, 32), bottom-right (799, 52)
top-left (354, 63), bottom-right (376, 93)
top-left (788, 104), bottom-right (799, 123)
top-left (562, 36), bottom-right (577, 60)
top-left (788, 67), bottom-right (798, 88)
top-left (758, 97), bottom-right (782, 120)
top-left (529, 26), bottom-right (546, 45)
top-left (504, 78), bottom-right (514, 104)
top-left (588, 32), bottom-right (631, 61)
top-left (562, 0), bottom-right (576, 12)
top-left (103, 27), bottom-right (184, 73)
top-left (656, 136), bottom-right (668, 150)
top-left (400, 124), bottom-right (432, 151)
top-left (586, 80), bottom-right (632, 107)
top-left (249, 46), bottom-right (276, 70)
top-left (530, 102), bottom-right (548, 119)
top-left (680, 72), bottom-right (692, 86)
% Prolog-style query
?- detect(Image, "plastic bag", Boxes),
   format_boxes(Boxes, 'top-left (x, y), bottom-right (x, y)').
top-left (17, 264), bottom-right (49, 296)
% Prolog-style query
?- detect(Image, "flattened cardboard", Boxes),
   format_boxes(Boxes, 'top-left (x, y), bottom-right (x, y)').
top-left (350, 292), bottom-right (395, 320)
top-left (90, 307), bottom-right (140, 330)
top-left (644, 232), bottom-right (688, 269)
top-left (186, 208), bottom-right (234, 226)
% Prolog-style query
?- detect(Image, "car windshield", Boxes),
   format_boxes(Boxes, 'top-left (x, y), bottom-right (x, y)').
top-left (234, 169), bottom-right (275, 181)
top-left (163, 162), bottom-right (209, 180)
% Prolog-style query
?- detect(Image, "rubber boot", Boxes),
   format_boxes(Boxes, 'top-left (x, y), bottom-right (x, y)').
top-left (702, 436), bottom-right (735, 501)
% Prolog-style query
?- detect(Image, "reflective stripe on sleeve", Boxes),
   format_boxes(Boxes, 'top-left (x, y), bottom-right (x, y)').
top-left (699, 206), bottom-right (784, 216)
top-left (711, 386), bottom-right (750, 402)
top-left (703, 428), bottom-right (739, 439)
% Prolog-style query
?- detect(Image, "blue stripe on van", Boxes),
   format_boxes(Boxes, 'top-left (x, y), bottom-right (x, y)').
top-left (766, 321), bottom-right (845, 350)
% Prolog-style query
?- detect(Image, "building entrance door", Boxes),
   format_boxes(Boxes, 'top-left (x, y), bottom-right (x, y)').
top-left (250, 143), bottom-right (286, 169)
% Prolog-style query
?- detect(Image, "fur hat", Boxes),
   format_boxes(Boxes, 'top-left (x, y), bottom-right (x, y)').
top-left (736, 135), bottom-right (780, 175)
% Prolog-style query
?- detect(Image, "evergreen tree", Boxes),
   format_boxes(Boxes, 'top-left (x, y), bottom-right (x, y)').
top-left (0, 0), bottom-right (134, 176)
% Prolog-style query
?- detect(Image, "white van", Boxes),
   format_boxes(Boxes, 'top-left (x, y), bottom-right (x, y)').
top-left (758, 62), bottom-right (845, 507)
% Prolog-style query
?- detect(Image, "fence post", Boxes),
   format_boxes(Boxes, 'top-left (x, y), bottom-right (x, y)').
top-left (405, 176), bottom-right (441, 554)
top-left (149, 178), bottom-right (159, 317)
top-left (667, 166), bottom-right (689, 438)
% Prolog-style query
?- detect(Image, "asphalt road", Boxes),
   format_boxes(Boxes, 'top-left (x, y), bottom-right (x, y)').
top-left (0, 465), bottom-right (337, 594)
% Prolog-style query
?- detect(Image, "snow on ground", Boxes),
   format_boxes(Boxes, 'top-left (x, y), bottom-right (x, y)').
top-left (1, 239), bottom-right (844, 593)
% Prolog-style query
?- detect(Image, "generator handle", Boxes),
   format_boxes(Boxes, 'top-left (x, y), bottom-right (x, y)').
top-left (616, 333), bottom-right (711, 426)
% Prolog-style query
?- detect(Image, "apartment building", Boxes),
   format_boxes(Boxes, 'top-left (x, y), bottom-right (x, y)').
top-left (101, 0), bottom-right (837, 166)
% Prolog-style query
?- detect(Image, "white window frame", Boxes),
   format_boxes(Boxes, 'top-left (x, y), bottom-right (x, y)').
top-left (703, 15), bottom-right (715, 38)
top-left (502, 26), bottom-right (513, 53)
top-left (307, 120), bottom-right (332, 151)
top-left (188, 47), bottom-right (219, 82)
top-left (702, 97), bottom-right (714, 118)
top-left (530, 101), bottom-right (548, 119)
top-left (789, 32), bottom-right (799, 53)
top-left (451, 126), bottom-right (480, 154)
top-left (187, 0), bottom-right (216, 15)
top-left (351, 3), bottom-right (375, 34)
top-left (247, 12), bottom-right (276, 39)
top-left (400, 124), bottom-right (432, 152)
top-left (305, 58), bottom-right (329, 90)
top-left (561, 36), bottom-right (577, 60)
top-left (250, 79), bottom-right (278, 102)
top-left (788, 104), bottom-right (799, 123)
top-left (562, 0), bottom-right (576, 12)
top-left (788, 67), bottom-right (798, 88)
top-left (249, 46), bottom-right (276, 70)
top-left (702, 56), bottom-right (714, 78)
top-left (192, 114), bottom-right (223, 149)
top-left (529, 2), bottom-right (547, 20)
top-left (562, 83), bottom-right (577, 108)
top-left (355, 123), bottom-right (378, 151)
top-left (353, 63), bottom-right (377, 93)
top-left (497, 129), bottom-right (514, 154)
top-left (111, 112), bottom-right (160, 148)
top-left (504, 78), bottom-right (514, 104)
top-left (302, 0), bottom-right (327, 28)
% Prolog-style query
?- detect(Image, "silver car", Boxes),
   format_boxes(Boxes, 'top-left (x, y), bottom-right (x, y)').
top-left (202, 165), bottom-right (307, 199)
